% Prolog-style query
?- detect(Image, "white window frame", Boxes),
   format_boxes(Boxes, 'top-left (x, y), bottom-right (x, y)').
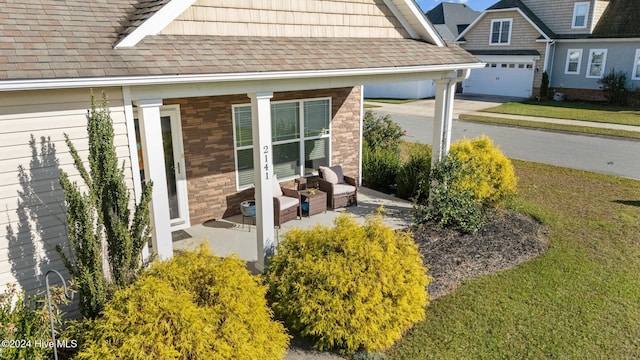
top-left (489, 18), bottom-right (512, 45)
top-left (232, 97), bottom-right (332, 190)
top-left (572, 2), bottom-right (590, 29)
top-left (586, 49), bottom-right (608, 79)
top-left (632, 49), bottom-right (640, 80)
top-left (564, 49), bottom-right (583, 75)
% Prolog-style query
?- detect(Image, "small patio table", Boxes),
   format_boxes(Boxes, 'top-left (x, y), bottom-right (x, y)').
top-left (299, 189), bottom-right (327, 217)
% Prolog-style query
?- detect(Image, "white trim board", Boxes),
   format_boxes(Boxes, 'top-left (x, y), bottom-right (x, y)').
top-left (0, 63), bottom-right (485, 92)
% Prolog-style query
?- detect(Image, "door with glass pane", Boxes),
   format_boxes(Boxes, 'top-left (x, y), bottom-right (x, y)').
top-left (134, 107), bottom-right (189, 230)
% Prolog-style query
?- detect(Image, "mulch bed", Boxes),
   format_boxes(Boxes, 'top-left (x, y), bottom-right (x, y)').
top-left (413, 209), bottom-right (550, 300)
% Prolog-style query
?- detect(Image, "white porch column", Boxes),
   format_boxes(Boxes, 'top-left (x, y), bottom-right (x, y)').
top-left (136, 99), bottom-right (173, 260)
top-left (248, 92), bottom-right (275, 271)
top-left (431, 78), bottom-right (457, 166)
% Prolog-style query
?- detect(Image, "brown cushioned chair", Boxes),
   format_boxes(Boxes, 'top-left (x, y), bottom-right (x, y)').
top-left (318, 165), bottom-right (357, 210)
top-left (272, 175), bottom-right (301, 227)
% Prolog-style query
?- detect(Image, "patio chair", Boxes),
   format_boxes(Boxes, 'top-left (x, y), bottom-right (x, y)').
top-left (318, 165), bottom-right (358, 210)
top-left (272, 175), bottom-right (301, 227)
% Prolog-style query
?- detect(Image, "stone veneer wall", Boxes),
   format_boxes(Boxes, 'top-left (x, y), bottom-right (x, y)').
top-left (164, 86), bottom-right (361, 225)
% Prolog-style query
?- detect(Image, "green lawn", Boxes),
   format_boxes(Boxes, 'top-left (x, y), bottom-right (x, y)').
top-left (482, 100), bottom-right (640, 126)
top-left (388, 160), bottom-right (640, 359)
top-left (364, 98), bottom-right (419, 104)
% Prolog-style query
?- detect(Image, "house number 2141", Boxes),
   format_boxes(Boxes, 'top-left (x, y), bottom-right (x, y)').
top-left (263, 146), bottom-right (270, 180)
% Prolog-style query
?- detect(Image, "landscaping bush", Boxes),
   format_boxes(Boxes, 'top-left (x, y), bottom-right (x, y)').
top-left (540, 71), bottom-right (550, 99)
top-left (265, 212), bottom-right (430, 355)
top-left (396, 143), bottom-right (431, 201)
top-left (450, 135), bottom-right (517, 206)
top-left (414, 156), bottom-right (485, 233)
top-left (0, 284), bottom-right (68, 360)
top-left (363, 142), bottom-right (401, 193)
top-left (74, 246), bottom-right (289, 360)
top-left (363, 111), bottom-right (404, 151)
top-left (598, 68), bottom-right (629, 106)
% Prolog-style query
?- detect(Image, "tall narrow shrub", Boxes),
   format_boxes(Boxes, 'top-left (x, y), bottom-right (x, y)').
top-left (540, 71), bottom-right (549, 99)
top-left (57, 92), bottom-right (153, 318)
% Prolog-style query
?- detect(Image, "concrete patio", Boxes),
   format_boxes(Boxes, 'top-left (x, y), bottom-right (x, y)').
top-left (172, 187), bottom-right (413, 263)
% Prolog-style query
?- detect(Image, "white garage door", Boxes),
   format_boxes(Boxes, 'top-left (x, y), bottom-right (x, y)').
top-left (463, 62), bottom-right (534, 97)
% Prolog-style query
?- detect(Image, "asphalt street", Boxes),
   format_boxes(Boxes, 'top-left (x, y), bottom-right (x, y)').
top-left (373, 111), bottom-right (640, 180)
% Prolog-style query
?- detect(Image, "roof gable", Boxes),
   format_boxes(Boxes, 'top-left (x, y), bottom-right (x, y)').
top-left (427, 2), bottom-right (479, 39)
top-left (116, 0), bottom-right (445, 48)
top-left (456, 0), bottom-right (553, 41)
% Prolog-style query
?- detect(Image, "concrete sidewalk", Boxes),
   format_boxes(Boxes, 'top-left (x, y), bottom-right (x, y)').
top-left (462, 111), bottom-right (640, 132)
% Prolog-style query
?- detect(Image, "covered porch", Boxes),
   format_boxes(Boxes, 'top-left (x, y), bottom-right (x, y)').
top-left (172, 187), bottom-right (412, 263)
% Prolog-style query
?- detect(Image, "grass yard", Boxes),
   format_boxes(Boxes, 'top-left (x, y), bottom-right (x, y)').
top-left (388, 160), bottom-right (640, 359)
top-left (364, 98), bottom-right (419, 104)
top-left (482, 100), bottom-right (640, 126)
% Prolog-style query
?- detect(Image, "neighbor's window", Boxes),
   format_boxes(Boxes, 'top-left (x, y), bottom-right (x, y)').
top-left (632, 49), bottom-right (640, 80)
top-left (565, 49), bottom-right (583, 74)
top-left (586, 49), bottom-right (607, 78)
top-left (490, 19), bottom-right (511, 45)
top-left (233, 98), bottom-right (331, 188)
top-left (572, 2), bottom-right (590, 29)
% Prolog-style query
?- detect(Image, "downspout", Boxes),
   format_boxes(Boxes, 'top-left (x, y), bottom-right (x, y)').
top-left (432, 68), bottom-right (471, 165)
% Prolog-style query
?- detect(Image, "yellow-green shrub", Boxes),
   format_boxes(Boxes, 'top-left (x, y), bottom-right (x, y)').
top-left (450, 135), bottom-right (517, 206)
top-left (265, 212), bottom-right (430, 355)
top-left (74, 246), bottom-right (289, 360)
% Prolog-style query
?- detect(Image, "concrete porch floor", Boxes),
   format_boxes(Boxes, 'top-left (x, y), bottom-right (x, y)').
top-left (172, 187), bottom-right (413, 263)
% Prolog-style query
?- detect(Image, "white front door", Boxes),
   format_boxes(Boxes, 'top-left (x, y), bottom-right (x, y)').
top-left (135, 105), bottom-right (189, 230)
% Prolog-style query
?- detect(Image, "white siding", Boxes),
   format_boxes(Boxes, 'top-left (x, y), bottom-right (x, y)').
top-left (0, 87), bottom-right (133, 296)
top-left (160, 0), bottom-right (409, 38)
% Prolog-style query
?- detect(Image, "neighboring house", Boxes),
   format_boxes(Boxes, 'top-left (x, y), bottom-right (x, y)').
top-left (456, 0), bottom-right (640, 100)
top-left (365, 2), bottom-right (480, 99)
top-left (0, 0), bottom-right (481, 295)
top-left (427, 2), bottom-right (481, 40)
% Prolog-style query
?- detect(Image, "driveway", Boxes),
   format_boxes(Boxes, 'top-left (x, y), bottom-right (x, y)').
top-left (369, 95), bottom-right (640, 180)
top-left (365, 94), bottom-right (521, 119)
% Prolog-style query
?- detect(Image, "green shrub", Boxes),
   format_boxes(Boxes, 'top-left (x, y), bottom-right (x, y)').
top-left (265, 212), bottom-right (430, 355)
top-left (74, 246), bottom-right (289, 360)
top-left (0, 284), bottom-right (67, 360)
top-left (450, 135), bottom-right (517, 206)
top-left (363, 143), bottom-right (401, 193)
top-left (396, 143), bottom-right (431, 201)
top-left (540, 71), bottom-right (549, 99)
top-left (363, 111), bottom-right (404, 151)
top-left (598, 68), bottom-right (629, 105)
top-left (414, 156), bottom-right (484, 233)
top-left (352, 350), bottom-right (389, 360)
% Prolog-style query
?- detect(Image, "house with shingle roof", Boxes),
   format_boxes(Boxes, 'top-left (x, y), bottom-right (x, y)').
top-left (456, 0), bottom-right (640, 100)
top-left (0, 0), bottom-right (482, 295)
top-left (427, 2), bottom-right (481, 41)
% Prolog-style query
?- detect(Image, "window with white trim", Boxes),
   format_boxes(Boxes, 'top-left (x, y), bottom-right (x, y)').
top-left (565, 49), bottom-right (583, 74)
top-left (572, 2), bottom-right (590, 29)
top-left (586, 49), bottom-right (607, 78)
top-left (490, 19), bottom-right (511, 45)
top-left (632, 49), bottom-right (640, 80)
top-left (233, 98), bottom-right (331, 188)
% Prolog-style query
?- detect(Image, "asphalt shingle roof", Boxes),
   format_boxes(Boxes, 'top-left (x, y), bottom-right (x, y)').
top-left (592, 0), bottom-right (640, 38)
top-left (487, 0), bottom-right (555, 38)
top-left (0, 0), bottom-right (479, 82)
